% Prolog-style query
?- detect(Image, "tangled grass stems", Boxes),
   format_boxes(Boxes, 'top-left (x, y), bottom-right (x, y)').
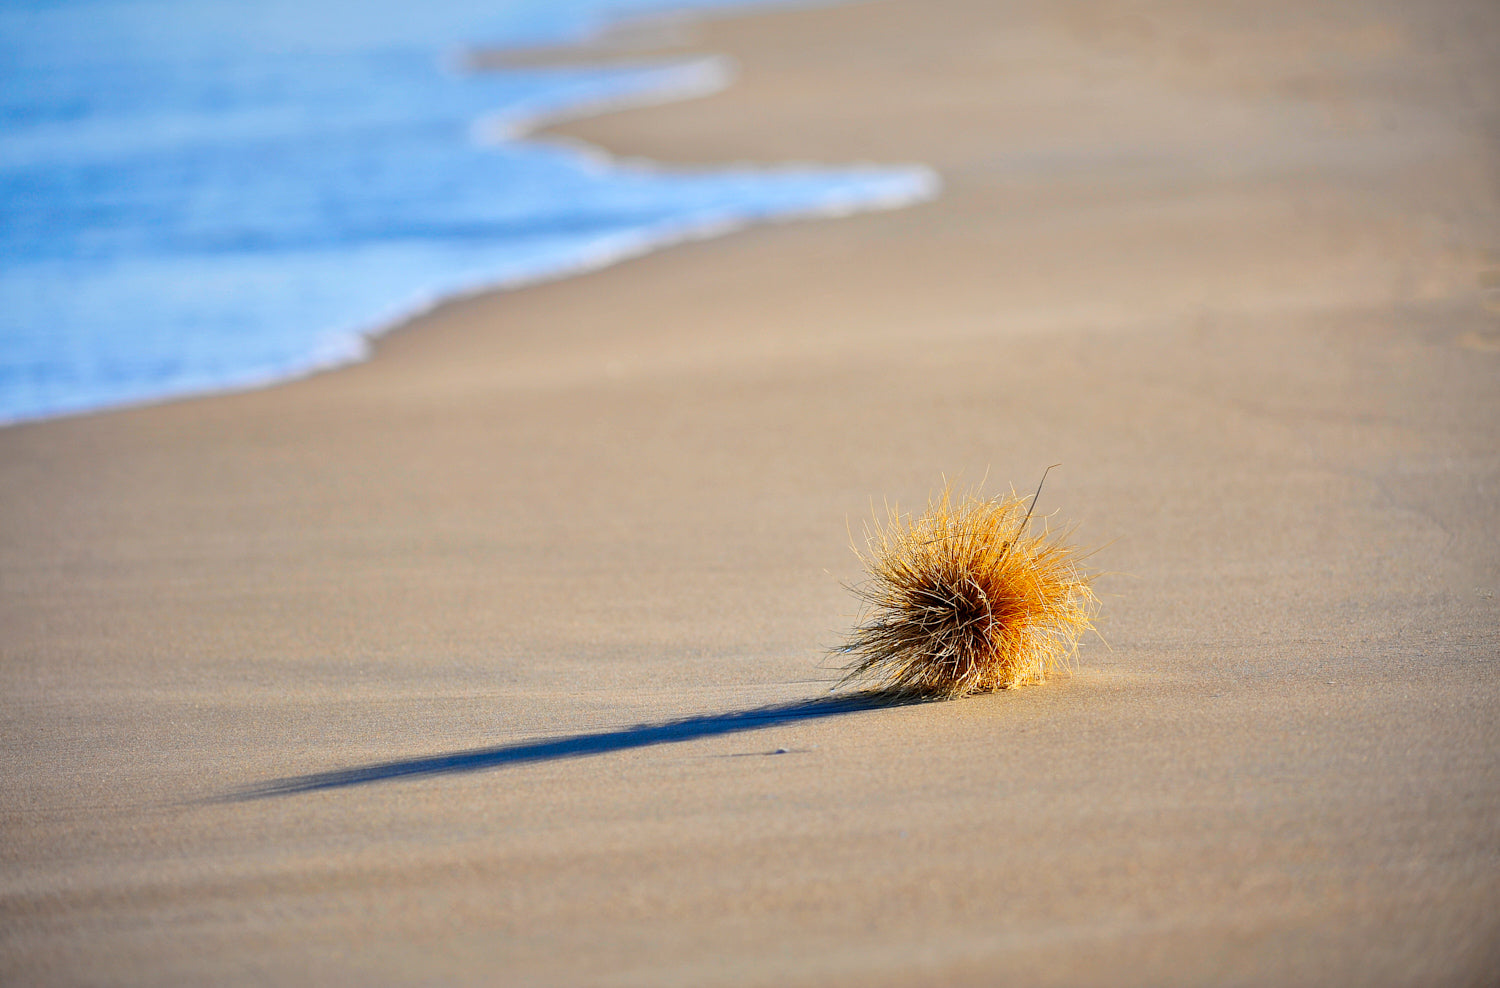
top-left (837, 475), bottom-right (1098, 699)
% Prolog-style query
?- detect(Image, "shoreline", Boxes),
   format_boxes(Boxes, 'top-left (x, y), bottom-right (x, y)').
top-left (0, 0), bottom-right (935, 430)
top-left (3, 0), bottom-right (1497, 983)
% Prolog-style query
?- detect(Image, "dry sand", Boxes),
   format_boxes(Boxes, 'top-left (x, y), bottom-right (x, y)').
top-left (3, 0), bottom-right (1498, 983)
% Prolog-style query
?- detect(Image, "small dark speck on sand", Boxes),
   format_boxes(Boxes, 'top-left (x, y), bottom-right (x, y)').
top-left (773, 748), bottom-right (788, 755)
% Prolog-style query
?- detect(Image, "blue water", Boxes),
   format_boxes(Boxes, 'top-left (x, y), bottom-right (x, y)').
top-left (0, 0), bottom-right (936, 424)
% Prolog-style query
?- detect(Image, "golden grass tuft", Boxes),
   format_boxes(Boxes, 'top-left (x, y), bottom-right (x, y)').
top-left (837, 476), bottom-right (1097, 699)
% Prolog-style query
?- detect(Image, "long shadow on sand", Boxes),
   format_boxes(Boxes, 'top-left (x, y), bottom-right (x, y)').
top-left (224, 692), bottom-right (909, 800)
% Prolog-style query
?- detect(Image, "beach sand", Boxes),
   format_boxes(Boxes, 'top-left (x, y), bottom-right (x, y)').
top-left (3, 0), bottom-right (1498, 983)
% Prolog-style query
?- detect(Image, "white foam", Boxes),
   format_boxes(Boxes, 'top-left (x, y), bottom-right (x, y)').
top-left (471, 55), bottom-right (737, 144)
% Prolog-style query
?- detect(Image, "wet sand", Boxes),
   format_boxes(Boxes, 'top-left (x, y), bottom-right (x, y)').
top-left (3, 0), bottom-right (1498, 983)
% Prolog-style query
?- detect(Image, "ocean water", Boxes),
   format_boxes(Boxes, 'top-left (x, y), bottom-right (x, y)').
top-left (0, 0), bottom-right (936, 424)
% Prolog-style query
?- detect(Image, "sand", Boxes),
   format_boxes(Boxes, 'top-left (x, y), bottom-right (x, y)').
top-left (3, 0), bottom-right (1498, 983)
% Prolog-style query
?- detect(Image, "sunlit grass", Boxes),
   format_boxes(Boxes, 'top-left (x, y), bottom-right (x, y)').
top-left (837, 476), bottom-right (1097, 699)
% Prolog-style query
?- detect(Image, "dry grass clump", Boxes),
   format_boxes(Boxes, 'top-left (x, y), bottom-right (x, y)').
top-left (837, 476), bottom-right (1097, 699)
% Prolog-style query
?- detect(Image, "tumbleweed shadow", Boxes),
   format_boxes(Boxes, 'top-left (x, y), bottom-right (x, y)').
top-left (222, 691), bottom-right (911, 800)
